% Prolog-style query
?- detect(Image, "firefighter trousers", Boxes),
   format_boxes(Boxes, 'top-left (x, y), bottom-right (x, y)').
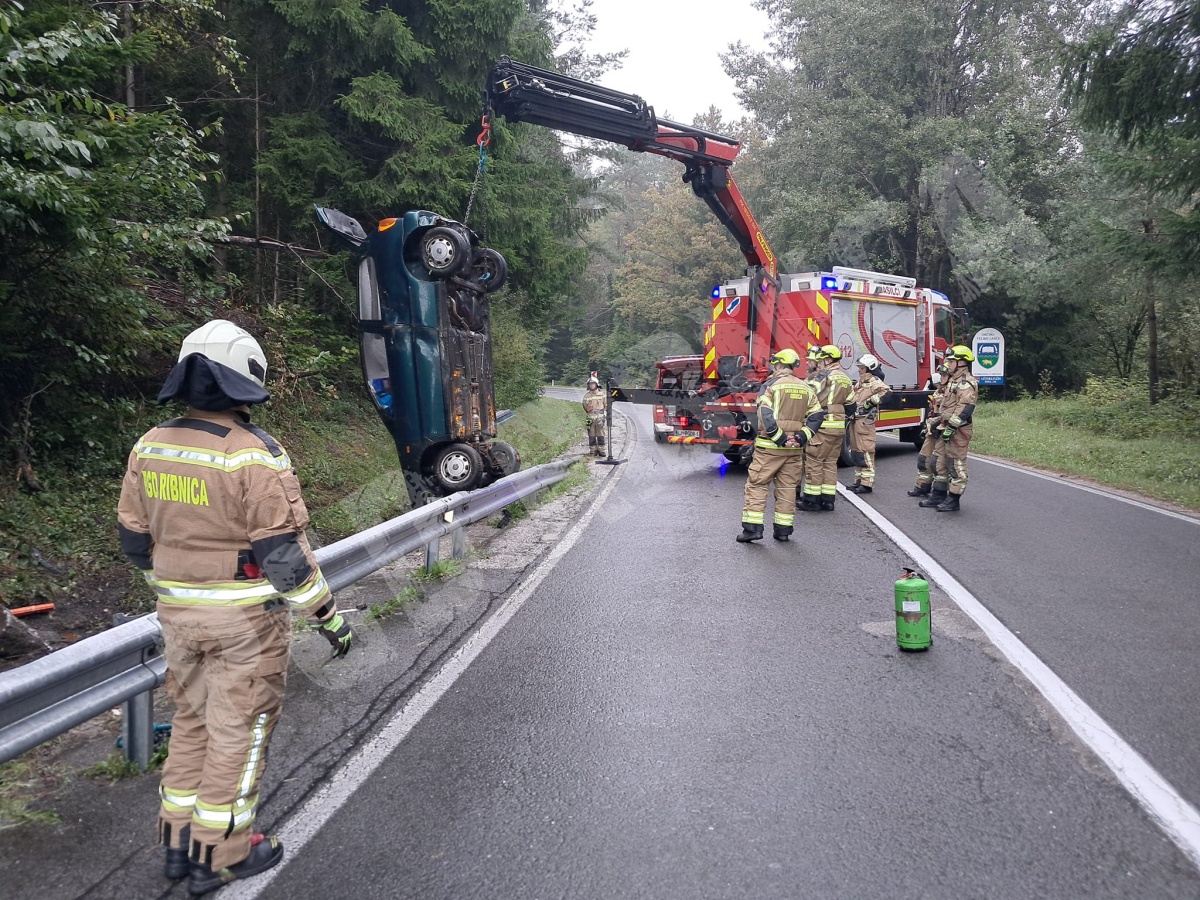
top-left (802, 429), bottom-right (842, 498)
top-left (742, 446), bottom-right (804, 527)
top-left (933, 423), bottom-right (972, 495)
top-left (850, 420), bottom-right (879, 486)
top-left (586, 417), bottom-right (605, 445)
top-left (915, 430), bottom-right (942, 486)
top-left (157, 601), bottom-right (291, 871)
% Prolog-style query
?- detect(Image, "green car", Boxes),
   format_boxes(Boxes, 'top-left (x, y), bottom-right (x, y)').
top-left (316, 206), bottom-right (519, 504)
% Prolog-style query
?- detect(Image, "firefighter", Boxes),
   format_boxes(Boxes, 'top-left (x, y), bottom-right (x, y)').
top-left (798, 345), bottom-right (854, 511)
top-left (920, 344), bottom-right (978, 511)
top-left (582, 375), bottom-right (607, 457)
top-left (738, 349), bottom-right (825, 542)
top-left (117, 320), bottom-right (353, 895)
top-left (907, 361), bottom-right (951, 498)
top-left (847, 354), bottom-right (891, 494)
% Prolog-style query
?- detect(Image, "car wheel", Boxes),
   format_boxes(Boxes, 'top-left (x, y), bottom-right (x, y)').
top-left (420, 226), bottom-right (472, 276)
top-left (470, 247), bottom-right (508, 293)
top-left (485, 440), bottom-right (521, 477)
top-left (432, 442), bottom-right (483, 492)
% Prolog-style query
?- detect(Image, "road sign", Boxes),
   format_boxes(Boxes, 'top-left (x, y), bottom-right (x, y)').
top-left (972, 327), bottom-right (1005, 385)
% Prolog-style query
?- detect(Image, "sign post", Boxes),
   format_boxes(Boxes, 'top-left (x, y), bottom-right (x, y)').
top-left (971, 328), bottom-right (1005, 386)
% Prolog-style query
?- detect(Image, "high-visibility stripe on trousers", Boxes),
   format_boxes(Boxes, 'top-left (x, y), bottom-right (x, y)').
top-left (742, 447), bottom-right (803, 526)
top-left (157, 602), bottom-right (290, 871)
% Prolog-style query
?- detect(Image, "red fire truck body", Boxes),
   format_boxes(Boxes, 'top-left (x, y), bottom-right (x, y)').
top-left (651, 356), bottom-right (704, 442)
top-left (486, 58), bottom-right (965, 462)
top-left (677, 267), bottom-right (957, 457)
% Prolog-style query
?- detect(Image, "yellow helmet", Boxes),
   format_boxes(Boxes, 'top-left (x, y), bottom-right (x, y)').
top-left (769, 348), bottom-right (801, 367)
top-left (946, 344), bottom-right (975, 363)
top-left (807, 344), bottom-right (841, 362)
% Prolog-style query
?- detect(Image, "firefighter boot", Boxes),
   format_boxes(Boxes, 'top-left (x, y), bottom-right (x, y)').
top-left (919, 487), bottom-right (948, 508)
top-left (907, 483), bottom-right (931, 497)
top-left (797, 491), bottom-right (822, 512)
top-left (736, 523), bottom-right (764, 543)
top-left (772, 524), bottom-right (793, 542)
top-left (936, 492), bottom-right (962, 512)
top-left (819, 494), bottom-right (836, 511)
top-left (187, 835), bottom-right (284, 896)
top-left (850, 483), bottom-right (873, 494)
top-left (164, 825), bottom-right (190, 880)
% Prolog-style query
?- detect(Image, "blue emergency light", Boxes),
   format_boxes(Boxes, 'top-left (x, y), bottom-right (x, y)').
top-left (712, 285), bottom-right (722, 299)
top-left (821, 276), bottom-right (837, 290)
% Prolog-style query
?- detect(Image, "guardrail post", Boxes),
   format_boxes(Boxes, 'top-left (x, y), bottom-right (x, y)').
top-left (123, 689), bottom-right (154, 770)
top-left (424, 535), bottom-right (440, 570)
top-left (451, 525), bottom-right (468, 559)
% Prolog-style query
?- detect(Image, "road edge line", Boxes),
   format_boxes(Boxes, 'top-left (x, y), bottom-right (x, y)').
top-left (225, 449), bottom-right (632, 899)
top-left (839, 485), bottom-right (1200, 872)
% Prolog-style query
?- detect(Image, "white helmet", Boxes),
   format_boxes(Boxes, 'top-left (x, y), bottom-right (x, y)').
top-left (857, 353), bottom-right (880, 369)
top-left (179, 319), bottom-right (267, 387)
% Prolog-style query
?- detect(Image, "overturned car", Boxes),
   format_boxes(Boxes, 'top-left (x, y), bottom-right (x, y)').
top-left (316, 206), bottom-right (519, 505)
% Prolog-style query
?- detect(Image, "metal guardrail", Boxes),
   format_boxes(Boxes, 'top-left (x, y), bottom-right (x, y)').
top-left (0, 459), bottom-right (572, 767)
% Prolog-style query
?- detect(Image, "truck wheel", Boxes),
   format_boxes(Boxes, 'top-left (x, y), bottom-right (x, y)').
top-left (420, 226), bottom-right (471, 276)
top-left (432, 442), bottom-right (483, 492)
top-left (837, 432), bottom-right (854, 468)
top-left (470, 248), bottom-right (508, 293)
top-left (899, 425), bottom-right (923, 449)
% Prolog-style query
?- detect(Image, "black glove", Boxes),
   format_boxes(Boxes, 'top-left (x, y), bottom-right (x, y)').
top-left (791, 430), bottom-right (810, 447)
top-left (941, 425), bottom-right (955, 441)
top-left (318, 612), bottom-right (353, 657)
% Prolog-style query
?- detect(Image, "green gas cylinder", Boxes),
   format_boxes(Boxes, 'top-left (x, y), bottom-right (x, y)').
top-left (895, 569), bottom-right (931, 651)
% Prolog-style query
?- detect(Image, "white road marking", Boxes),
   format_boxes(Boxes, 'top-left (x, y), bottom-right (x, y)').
top-left (878, 432), bottom-right (1198, 523)
top-left (225, 455), bottom-right (631, 899)
top-left (971, 454), bottom-right (1200, 524)
top-left (840, 484), bottom-right (1200, 872)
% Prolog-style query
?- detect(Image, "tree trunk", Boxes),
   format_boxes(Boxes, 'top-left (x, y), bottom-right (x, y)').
top-left (1146, 285), bottom-right (1159, 404)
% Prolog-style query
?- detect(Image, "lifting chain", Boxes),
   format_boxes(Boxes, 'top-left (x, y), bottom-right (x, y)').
top-left (463, 108), bottom-right (491, 238)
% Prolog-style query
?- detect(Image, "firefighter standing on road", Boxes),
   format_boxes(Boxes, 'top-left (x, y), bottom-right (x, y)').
top-left (847, 354), bottom-right (891, 494)
top-left (920, 344), bottom-right (978, 512)
top-left (738, 349), bottom-right (825, 543)
top-left (799, 345), bottom-right (854, 511)
top-left (908, 361), bottom-right (951, 498)
top-left (117, 320), bottom-right (353, 896)
top-left (582, 374), bottom-right (607, 457)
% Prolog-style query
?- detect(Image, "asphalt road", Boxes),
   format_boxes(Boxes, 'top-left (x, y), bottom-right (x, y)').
top-left (238, 399), bottom-right (1200, 900)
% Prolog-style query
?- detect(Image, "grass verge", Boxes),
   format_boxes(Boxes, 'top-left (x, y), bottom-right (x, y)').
top-left (972, 388), bottom-right (1200, 510)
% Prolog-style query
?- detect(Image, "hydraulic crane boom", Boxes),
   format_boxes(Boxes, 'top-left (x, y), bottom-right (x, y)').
top-left (486, 57), bottom-right (777, 281)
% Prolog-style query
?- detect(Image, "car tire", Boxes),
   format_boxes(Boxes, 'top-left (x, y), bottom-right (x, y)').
top-left (432, 442), bottom-right (484, 492)
top-left (420, 226), bottom-right (472, 276)
top-left (485, 440), bottom-right (521, 477)
top-left (470, 247), bottom-right (508, 293)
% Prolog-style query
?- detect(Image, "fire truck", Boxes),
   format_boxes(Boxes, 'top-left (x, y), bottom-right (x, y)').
top-left (486, 59), bottom-right (966, 463)
top-left (651, 355), bottom-right (703, 442)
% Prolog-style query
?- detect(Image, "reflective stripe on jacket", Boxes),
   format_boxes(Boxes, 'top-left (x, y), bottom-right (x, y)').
top-left (754, 373), bottom-right (823, 450)
top-left (117, 409), bottom-right (330, 616)
top-left (853, 375), bottom-right (890, 424)
top-left (809, 370), bottom-right (855, 431)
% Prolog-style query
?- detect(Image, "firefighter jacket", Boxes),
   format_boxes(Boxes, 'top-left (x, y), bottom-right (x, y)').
top-left (808, 368), bottom-right (856, 432)
top-left (582, 388), bottom-right (606, 422)
top-left (852, 374), bottom-right (891, 425)
top-left (117, 408), bottom-right (332, 619)
top-left (941, 369), bottom-right (978, 429)
top-left (753, 372), bottom-right (825, 451)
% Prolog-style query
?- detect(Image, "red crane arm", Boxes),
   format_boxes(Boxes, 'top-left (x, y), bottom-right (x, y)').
top-left (486, 57), bottom-right (776, 278)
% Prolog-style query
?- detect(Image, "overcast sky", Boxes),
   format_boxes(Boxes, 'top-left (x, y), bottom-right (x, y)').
top-left (580, 0), bottom-right (774, 124)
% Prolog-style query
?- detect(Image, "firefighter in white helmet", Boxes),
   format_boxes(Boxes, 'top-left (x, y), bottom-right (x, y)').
top-left (117, 320), bottom-right (352, 894)
top-left (582, 374), bottom-right (606, 457)
top-left (847, 353), bottom-right (891, 494)
top-left (798, 344), bottom-right (855, 511)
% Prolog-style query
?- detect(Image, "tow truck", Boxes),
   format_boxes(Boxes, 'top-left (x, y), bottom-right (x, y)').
top-left (486, 58), bottom-right (966, 464)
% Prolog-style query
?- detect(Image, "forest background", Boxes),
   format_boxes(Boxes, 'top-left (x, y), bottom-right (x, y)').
top-left (1, 1), bottom-right (1199, 628)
